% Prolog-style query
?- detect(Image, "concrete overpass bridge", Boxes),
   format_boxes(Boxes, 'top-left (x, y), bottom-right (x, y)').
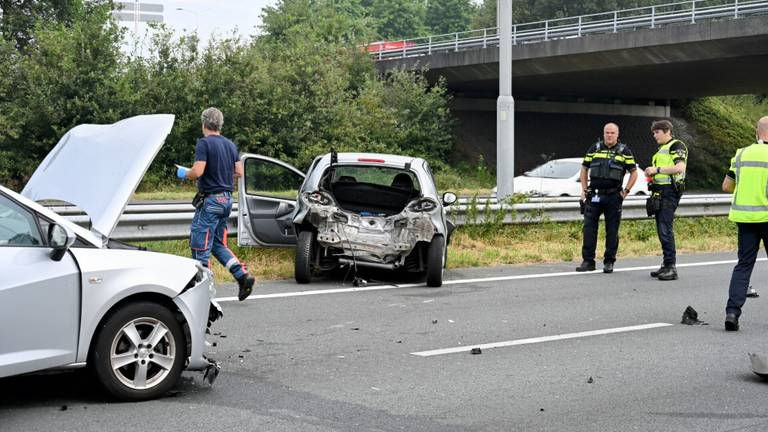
top-left (371, 0), bottom-right (768, 173)
top-left (375, 0), bottom-right (768, 100)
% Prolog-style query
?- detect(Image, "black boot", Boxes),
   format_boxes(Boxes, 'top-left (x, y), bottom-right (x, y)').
top-left (725, 313), bottom-right (739, 331)
top-left (650, 266), bottom-right (665, 277)
top-left (603, 262), bottom-right (614, 274)
top-left (237, 274), bottom-right (255, 301)
top-left (576, 260), bottom-right (595, 272)
top-left (657, 266), bottom-right (678, 281)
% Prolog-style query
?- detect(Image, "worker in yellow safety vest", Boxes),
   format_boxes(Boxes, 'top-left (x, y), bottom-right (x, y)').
top-left (721, 116), bottom-right (768, 332)
top-left (643, 119), bottom-right (688, 281)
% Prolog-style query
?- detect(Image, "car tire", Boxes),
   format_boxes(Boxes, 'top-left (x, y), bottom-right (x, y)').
top-left (426, 235), bottom-right (445, 288)
top-left (91, 302), bottom-right (186, 401)
top-left (295, 230), bottom-right (315, 284)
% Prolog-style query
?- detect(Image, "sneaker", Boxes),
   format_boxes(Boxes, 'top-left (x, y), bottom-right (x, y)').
top-left (576, 261), bottom-right (596, 272)
top-left (237, 274), bottom-right (255, 301)
top-left (650, 266), bottom-right (665, 277)
top-left (747, 286), bottom-right (759, 298)
top-left (657, 266), bottom-right (678, 281)
top-left (603, 262), bottom-right (614, 274)
top-left (725, 313), bottom-right (739, 331)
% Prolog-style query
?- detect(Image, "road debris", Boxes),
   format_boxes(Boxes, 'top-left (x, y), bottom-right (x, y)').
top-left (432, 319), bottom-right (438, 324)
top-left (470, 348), bottom-right (482, 355)
top-left (587, 376), bottom-right (594, 384)
top-left (680, 305), bottom-right (708, 325)
top-left (749, 353), bottom-right (768, 378)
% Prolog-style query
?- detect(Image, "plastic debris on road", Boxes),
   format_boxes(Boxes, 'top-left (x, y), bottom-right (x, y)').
top-left (680, 305), bottom-right (708, 325)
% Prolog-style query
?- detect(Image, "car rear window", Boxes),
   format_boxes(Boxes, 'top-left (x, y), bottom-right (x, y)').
top-left (329, 166), bottom-right (420, 191)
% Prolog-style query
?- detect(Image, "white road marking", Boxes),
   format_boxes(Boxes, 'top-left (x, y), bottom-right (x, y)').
top-left (215, 257), bottom-right (766, 302)
top-left (410, 323), bottom-right (674, 357)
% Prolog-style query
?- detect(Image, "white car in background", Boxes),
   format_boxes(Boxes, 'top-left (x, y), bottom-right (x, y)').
top-left (0, 115), bottom-right (222, 401)
top-left (511, 158), bottom-right (648, 197)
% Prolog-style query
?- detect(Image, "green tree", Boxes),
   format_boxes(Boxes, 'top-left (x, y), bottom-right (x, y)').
top-left (470, 0), bottom-right (496, 29)
top-left (2, 0), bottom-right (122, 187)
top-left (0, 0), bottom-right (80, 50)
top-left (425, 0), bottom-right (473, 35)
top-left (471, 0), bottom-right (671, 28)
top-left (368, 0), bottom-right (426, 40)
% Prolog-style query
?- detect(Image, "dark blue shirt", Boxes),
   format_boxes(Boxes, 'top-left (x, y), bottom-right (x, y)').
top-left (195, 135), bottom-right (239, 193)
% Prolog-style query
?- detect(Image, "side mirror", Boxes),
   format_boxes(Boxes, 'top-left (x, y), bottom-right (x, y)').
top-left (48, 223), bottom-right (75, 262)
top-left (442, 192), bottom-right (457, 206)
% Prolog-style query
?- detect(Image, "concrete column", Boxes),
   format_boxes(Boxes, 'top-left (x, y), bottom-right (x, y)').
top-left (496, 0), bottom-right (515, 199)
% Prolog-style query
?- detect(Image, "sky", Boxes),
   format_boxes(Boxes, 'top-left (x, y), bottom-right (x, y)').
top-left (115, 0), bottom-right (277, 46)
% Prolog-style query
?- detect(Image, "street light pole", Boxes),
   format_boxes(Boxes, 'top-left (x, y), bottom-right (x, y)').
top-left (496, 0), bottom-right (515, 200)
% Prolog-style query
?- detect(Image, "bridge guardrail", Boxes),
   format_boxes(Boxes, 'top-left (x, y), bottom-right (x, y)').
top-left (52, 194), bottom-right (733, 241)
top-left (371, 0), bottom-right (768, 60)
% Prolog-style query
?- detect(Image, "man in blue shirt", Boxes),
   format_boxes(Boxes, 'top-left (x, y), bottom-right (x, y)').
top-left (176, 107), bottom-right (255, 301)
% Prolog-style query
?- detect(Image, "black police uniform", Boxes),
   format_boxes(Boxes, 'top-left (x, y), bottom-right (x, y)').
top-left (578, 141), bottom-right (637, 271)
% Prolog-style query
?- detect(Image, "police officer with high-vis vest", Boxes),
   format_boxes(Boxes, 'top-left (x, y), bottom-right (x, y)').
top-left (576, 122), bottom-right (638, 273)
top-left (644, 119), bottom-right (688, 281)
top-left (722, 116), bottom-right (768, 332)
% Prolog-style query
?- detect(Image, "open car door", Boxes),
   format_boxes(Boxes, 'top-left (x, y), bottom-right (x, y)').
top-left (238, 154), bottom-right (305, 247)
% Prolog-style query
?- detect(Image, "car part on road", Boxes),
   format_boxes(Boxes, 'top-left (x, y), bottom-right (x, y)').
top-left (680, 305), bottom-right (708, 325)
top-left (750, 353), bottom-right (768, 378)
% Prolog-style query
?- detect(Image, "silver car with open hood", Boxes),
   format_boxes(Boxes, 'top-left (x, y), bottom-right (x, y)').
top-left (0, 114), bottom-right (222, 401)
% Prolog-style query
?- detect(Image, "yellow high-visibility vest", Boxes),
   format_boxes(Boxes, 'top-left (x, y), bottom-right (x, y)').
top-left (651, 139), bottom-right (687, 185)
top-left (729, 143), bottom-right (768, 223)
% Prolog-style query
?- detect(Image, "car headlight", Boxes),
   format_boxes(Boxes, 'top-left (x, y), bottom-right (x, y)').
top-left (407, 198), bottom-right (438, 212)
top-left (304, 191), bottom-right (333, 206)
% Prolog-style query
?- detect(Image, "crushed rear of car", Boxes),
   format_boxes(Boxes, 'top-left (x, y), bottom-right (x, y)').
top-left (291, 153), bottom-right (455, 286)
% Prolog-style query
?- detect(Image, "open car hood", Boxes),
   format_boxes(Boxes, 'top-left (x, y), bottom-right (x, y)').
top-left (22, 114), bottom-right (175, 240)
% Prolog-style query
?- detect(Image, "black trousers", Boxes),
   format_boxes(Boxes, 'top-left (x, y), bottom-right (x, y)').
top-left (726, 222), bottom-right (768, 317)
top-left (654, 189), bottom-right (680, 266)
top-left (581, 192), bottom-right (623, 264)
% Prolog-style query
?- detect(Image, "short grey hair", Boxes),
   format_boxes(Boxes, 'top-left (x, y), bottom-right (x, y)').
top-left (201, 107), bottom-right (224, 131)
top-left (757, 116), bottom-right (768, 135)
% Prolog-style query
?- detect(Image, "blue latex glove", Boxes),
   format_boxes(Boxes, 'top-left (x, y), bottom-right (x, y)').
top-left (175, 164), bottom-right (190, 180)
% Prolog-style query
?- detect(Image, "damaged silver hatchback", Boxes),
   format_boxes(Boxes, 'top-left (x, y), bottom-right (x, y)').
top-left (237, 152), bottom-right (456, 286)
top-left (0, 115), bottom-right (222, 401)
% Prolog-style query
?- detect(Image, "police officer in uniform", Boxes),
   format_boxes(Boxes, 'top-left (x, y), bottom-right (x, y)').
top-left (722, 116), bottom-right (768, 331)
top-left (644, 120), bottom-right (688, 281)
top-left (576, 122), bottom-right (638, 273)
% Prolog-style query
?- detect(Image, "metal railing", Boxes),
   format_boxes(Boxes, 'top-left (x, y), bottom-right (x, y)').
top-left (52, 194), bottom-right (733, 242)
top-left (370, 0), bottom-right (768, 61)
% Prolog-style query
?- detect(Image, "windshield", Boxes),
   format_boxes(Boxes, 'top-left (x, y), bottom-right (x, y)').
top-left (526, 161), bottom-right (581, 179)
top-left (327, 166), bottom-right (421, 192)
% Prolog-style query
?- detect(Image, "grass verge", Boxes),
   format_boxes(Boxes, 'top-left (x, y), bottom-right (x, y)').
top-left (136, 216), bottom-right (737, 283)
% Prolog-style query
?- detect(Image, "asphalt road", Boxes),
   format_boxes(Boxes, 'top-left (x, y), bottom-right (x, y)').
top-left (3, 252), bottom-right (768, 432)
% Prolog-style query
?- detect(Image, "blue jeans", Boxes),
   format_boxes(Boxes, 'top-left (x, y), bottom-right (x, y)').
top-left (190, 192), bottom-right (247, 280)
top-left (726, 222), bottom-right (768, 317)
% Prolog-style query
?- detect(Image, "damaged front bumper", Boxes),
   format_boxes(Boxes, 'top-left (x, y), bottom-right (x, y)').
top-left (173, 268), bottom-right (223, 380)
top-left (301, 203), bottom-right (437, 266)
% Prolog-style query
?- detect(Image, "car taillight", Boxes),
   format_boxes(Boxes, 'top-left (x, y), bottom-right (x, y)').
top-left (407, 198), bottom-right (437, 212)
top-left (305, 191), bottom-right (333, 205)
